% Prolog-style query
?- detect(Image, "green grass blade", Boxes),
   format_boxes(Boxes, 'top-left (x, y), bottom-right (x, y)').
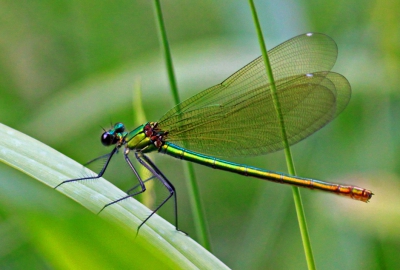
top-left (132, 79), bottom-right (157, 208)
top-left (153, 0), bottom-right (180, 106)
top-left (247, 1), bottom-right (316, 269)
top-left (152, 0), bottom-right (211, 251)
top-left (0, 123), bottom-right (228, 269)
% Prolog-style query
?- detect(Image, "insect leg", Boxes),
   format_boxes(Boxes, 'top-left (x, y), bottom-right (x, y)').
top-left (135, 152), bottom-right (187, 235)
top-left (54, 147), bottom-right (118, 189)
top-left (97, 148), bottom-right (147, 213)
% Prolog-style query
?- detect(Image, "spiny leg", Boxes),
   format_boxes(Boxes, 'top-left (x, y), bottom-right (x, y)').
top-left (127, 175), bottom-right (157, 195)
top-left (97, 148), bottom-right (147, 214)
top-left (83, 152), bottom-right (115, 167)
top-left (54, 147), bottom-right (118, 189)
top-left (136, 152), bottom-right (187, 235)
top-left (98, 176), bottom-right (156, 213)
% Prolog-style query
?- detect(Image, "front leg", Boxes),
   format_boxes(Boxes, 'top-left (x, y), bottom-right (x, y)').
top-left (97, 148), bottom-right (146, 214)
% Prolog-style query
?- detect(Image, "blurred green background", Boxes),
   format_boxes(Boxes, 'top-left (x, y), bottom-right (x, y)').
top-left (1, 0), bottom-right (399, 269)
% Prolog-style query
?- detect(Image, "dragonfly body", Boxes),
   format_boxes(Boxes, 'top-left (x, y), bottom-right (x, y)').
top-left (161, 143), bottom-right (372, 202)
top-left (56, 33), bottom-right (373, 233)
top-left (120, 121), bottom-right (372, 202)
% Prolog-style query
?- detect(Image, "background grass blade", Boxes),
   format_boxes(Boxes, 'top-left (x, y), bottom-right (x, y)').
top-left (153, 0), bottom-right (211, 250)
top-left (248, 1), bottom-right (316, 269)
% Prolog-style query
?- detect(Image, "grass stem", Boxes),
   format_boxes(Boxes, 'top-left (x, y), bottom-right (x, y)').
top-left (248, 1), bottom-right (316, 269)
top-left (152, 0), bottom-right (211, 251)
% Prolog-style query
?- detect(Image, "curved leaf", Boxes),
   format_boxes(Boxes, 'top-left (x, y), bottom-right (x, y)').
top-left (0, 123), bottom-right (228, 270)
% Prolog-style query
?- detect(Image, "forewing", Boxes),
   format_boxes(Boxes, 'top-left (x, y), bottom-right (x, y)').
top-left (159, 33), bottom-right (338, 123)
top-left (157, 33), bottom-right (349, 157)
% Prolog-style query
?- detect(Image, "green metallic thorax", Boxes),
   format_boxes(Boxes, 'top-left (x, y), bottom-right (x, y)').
top-left (125, 123), bottom-right (158, 153)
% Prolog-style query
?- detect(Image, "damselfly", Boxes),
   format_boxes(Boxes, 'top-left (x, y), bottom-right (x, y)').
top-left (55, 33), bottom-right (373, 233)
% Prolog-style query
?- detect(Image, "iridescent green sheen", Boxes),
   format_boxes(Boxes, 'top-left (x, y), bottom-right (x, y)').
top-left (158, 143), bottom-right (371, 202)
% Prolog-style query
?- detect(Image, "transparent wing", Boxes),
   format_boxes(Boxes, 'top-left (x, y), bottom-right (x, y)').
top-left (157, 33), bottom-right (350, 157)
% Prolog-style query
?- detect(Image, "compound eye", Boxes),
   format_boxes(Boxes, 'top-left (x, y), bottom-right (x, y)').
top-left (101, 132), bottom-right (115, 146)
top-left (114, 123), bottom-right (125, 133)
